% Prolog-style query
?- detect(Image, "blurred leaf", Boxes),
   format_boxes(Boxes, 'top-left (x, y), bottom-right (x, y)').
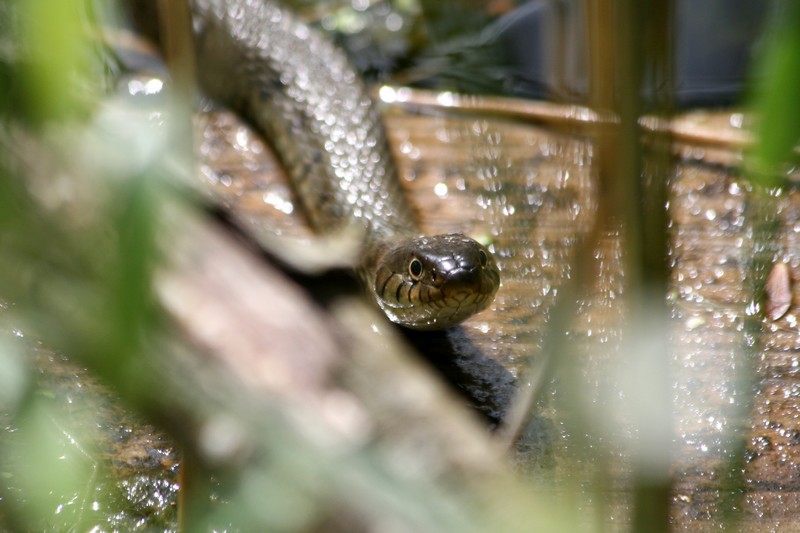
top-left (97, 174), bottom-right (160, 392)
top-left (3, 398), bottom-right (104, 531)
top-left (0, 339), bottom-right (28, 413)
top-left (749, 2), bottom-right (800, 187)
top-left (17, 0), bottom-right (102, 123)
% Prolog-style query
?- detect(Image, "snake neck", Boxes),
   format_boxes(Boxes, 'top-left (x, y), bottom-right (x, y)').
top-left (191, 0), bottom-right (420, 245)
top-left (190, 0), bottom-right (501, 329)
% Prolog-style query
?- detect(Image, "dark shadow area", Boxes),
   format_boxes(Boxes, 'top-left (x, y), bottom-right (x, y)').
top-left (209, 205), bottom-right (517, 427)
top-left (401, 327), bottom-right (517, 427)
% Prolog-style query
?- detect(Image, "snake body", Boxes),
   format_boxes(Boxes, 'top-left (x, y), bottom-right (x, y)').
top-left (190, 0), bottom-right (500, 329)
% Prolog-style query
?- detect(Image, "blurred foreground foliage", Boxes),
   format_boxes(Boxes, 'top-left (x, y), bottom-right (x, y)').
top-left (1, 0), bottom-right (800, 531)
top-left (0, 1), bottom-right (557, 531)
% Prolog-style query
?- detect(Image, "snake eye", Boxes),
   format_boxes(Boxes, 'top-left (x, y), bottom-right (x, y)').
top-left (408, 258), bottom-right (423, 280)
top-left (478, 249), bottom-right (489, 267)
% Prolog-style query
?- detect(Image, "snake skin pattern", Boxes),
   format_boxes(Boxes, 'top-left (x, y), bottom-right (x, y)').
top-left (190, 0), bottom-right (499, 329)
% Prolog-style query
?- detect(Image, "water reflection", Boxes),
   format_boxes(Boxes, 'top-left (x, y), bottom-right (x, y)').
top-left (383, 105), bottom-right (800, 528)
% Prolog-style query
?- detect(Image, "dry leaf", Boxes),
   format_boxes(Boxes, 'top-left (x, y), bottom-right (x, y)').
top-left (765, 262), bottom-right (792, 321)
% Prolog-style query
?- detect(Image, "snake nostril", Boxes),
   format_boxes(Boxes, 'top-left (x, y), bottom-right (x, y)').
top-left (478, 249), bottom-right (488, 267)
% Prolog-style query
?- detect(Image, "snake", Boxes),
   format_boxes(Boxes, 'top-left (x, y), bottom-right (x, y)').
top-left (189, 0), bottom-right (500, 330)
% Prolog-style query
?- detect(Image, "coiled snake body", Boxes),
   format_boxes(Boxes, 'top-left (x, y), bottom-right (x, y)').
top-left (190, 0), bottom-right (500, 329)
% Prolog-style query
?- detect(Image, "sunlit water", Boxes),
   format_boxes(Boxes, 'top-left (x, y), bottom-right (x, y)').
top-left (198, 104), bottom-right (800, 529)
top-left (14, 97), bottom-right (800, 530)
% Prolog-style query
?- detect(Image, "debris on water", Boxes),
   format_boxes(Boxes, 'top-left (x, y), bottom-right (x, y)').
top-left (765, 262), bottom-right (792, 321)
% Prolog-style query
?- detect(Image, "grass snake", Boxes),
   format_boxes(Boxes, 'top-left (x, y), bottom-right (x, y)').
top-left (190, 0), bottom-right (500, 329)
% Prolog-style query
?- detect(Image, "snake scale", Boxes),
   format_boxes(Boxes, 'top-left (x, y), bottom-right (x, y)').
top-left (190, 0), bottom-right (500, 329)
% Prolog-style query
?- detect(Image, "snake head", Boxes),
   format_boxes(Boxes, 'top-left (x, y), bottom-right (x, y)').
top-left (369, 233), bottom-right (501, 330)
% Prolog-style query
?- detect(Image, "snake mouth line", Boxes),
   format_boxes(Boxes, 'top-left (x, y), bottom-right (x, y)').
top-left (374, 278), bottom-right (497, 325)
